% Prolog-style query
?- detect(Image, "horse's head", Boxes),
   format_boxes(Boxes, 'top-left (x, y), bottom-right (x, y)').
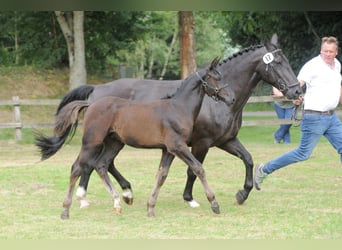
top-left (257, 34), bottom-right (302, 99)
top-left (198, 57), bottom-right (235, 105)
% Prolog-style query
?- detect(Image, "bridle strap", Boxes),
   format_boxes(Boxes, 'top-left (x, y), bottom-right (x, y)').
top-left (195, 71), bottom-right (228, 101)
top-left (263, 48), bottom-right (300, 91)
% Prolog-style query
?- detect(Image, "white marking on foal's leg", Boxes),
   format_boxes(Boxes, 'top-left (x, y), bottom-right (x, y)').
top-left (113, 197), bottom-right (122, 214)
top-left (76, 186), bottom-right (90, 209)
top-left (188, 200), bottom-right (200, 208)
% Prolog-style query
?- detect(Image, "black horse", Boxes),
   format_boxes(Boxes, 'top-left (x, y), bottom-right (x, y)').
top-left (36, 36), bottom-right (302, 210)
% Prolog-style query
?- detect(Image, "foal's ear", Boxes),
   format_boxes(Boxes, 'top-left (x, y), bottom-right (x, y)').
top-left (210, 56), bottom-right (221, 69)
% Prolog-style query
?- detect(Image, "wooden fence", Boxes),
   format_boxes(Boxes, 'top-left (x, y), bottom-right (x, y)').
top-left (1, 95), bottom-right (297, 141)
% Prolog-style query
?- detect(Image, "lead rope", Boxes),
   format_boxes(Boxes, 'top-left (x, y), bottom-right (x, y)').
top-left (291, 102), bottom-right (304, 127)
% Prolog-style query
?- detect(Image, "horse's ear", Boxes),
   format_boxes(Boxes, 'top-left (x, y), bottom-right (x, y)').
top-left (210, 56), bottom-right (220, 69)
top-left (264, 33), bottom-right (279, 50)
top-left (270, 33), bottom-right (278, 46)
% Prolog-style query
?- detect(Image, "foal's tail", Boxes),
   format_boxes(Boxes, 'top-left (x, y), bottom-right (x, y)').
top-left (34, 101), bottom-right (89, 161)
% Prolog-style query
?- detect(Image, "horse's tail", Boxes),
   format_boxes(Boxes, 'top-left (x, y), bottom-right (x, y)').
top-left (56, 85), bottom-right (94, 115)
top-left (35, 100), bottom-right (89, 161)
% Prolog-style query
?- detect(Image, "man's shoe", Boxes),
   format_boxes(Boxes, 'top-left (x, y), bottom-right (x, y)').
top-left (273, 134), bottom-right (281, 144)
top-left (254, 163), bottom-right (267, 191)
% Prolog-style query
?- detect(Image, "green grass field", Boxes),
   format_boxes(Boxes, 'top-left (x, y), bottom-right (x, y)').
top-left (0, 125), bottom-right (342, 239)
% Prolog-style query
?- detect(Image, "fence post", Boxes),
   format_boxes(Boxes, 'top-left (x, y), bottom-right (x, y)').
top-left (12, 96), bottom-right (22, 141)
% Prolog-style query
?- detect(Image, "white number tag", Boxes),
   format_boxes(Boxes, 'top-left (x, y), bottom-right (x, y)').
top-left (263, 53), bottom-right (274, 64)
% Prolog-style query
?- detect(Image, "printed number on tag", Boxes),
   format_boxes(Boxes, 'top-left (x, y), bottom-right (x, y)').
top-left (263, 53), bottom-right (274, 64)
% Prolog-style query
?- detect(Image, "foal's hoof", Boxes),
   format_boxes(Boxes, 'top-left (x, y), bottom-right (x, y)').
top-left (80, 200), bottom-right (90, 209)
top-left (211, 200), bottom-right (220, 214)
top-left (235, 190), bottom-right (247, 205)
top-left (114, 207), bottom-right (122, 214)
top-left (60, 211), bottom-right (69, 220)
top-left (147, 211), bottom-right (155, 217)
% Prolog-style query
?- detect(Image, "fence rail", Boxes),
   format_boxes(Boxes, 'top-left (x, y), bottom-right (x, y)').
top-left (1, 95), bottom-right (296, 140)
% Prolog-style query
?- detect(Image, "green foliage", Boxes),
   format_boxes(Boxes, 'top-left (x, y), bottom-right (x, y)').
top-left (0, 12), bottom-right (67, 67)
top-left (0, 11), bottom-right (237, 80)
top-left (4, 11), bottom-right (342, 80)
top-left (222, 11), bottom-right (342, 73)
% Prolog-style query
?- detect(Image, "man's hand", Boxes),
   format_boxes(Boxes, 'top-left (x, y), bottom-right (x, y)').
top-left (293, 95), bottom-right (304, 106)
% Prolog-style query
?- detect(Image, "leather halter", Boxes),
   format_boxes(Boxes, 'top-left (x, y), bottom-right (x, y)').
top-left (263, 48), bottom-right (299, 92)
top-left (195, 71), bottom-right (229, 102)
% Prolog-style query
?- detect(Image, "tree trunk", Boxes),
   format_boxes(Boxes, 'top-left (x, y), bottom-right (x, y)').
top-left (55, 11), bottom-right (87, 90)
top-left (178, 11), bottom-right (196, 79)
top-left (159, 26), bottom-right (177, 80)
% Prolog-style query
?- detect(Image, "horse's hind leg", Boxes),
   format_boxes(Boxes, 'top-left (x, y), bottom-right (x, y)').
top-left (147, 149), bottom-right (175, 217)
top-left (218, 138), bottom-right (254, 204)
top-left (76, 168), bottom-right (94, 208)
top-left (61, 157), bottom-right (82, 219)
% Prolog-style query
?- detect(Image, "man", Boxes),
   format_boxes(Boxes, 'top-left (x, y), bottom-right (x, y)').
top-left (254, 36), bottom-right (342, 190)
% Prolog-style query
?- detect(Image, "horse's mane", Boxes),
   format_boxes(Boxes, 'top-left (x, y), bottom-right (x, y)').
top-left (162, 44), bottom-right (266, 99)
top-left (220, 45), bottom-right (264, 65)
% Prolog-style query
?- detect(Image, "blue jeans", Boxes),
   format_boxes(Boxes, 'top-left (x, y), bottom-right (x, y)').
top-left (273, 103), bottom-right (293, 143)
top-left (263, 112), bottom-right (342, 174)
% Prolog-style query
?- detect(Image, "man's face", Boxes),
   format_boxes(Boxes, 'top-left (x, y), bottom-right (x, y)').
top-left (320, 42), bottom-right (338, 65)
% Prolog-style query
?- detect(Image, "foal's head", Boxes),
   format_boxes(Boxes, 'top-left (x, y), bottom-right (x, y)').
top-left (199, 57), bottom-right (235, 105)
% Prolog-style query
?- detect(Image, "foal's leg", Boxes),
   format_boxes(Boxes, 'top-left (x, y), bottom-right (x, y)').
top-left (76, 168), bottom-right (93, 208)
top-left (61, 141), bottom-right (105, 219)
top-left (183, 143), bottom-right (210, 207)
top-left (61, 157), bottom-right (82, 219)
top-left (95, 166), bottom-right (122, 214)
top-left (217, 138), bottom-right (254, 204)
top-left (147, 149), bottom-right (175, 217)
top-left (103, 138), bottom-right (133, 206)
top-left (171, 143), bottom-right (220, 214)
top-left (76, 141), bottom-right (133, 207)
top-left (93, 138), bottom-right (124, 214)
top-left (107, 162), bottom-right (134, 205)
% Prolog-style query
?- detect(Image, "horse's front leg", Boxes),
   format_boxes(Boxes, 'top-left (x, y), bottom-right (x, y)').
top-left (218, 137), bottom-right (254, 204)
top-left (105, 138), bottom-right (134, 205)
top-left (147, 149), bottom-right (175, 217)
top-left (173, 144), bottom-right (220, 215)
top-left (182, 144), bottom-right (209, 208)
top-left (95, 166), bottom-right (122, 214)
top-left (108, 162), bottom-right (133, 205)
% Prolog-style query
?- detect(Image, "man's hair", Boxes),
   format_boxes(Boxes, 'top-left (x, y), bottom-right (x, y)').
top-left (321, 36), bottom-right (339, 47)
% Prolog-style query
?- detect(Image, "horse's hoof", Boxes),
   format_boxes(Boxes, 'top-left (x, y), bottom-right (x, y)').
top-left (147, 205), bottom-right (155, 217)
top-left (211, 200), bottom-right (220, 214)
top-left (60, 212), bottom-right (69, 220)
top-left (122, 189), bottom-right (133, 205)
top-left (114, 207), bottom-right (122, 214)
top-left (187, 200), bottom-right (200, 208)
top-left (80, 200), bottom-right (90, 209)
top-left (235, 190), bottom-right (247, 205)
top-left (147, 211), bottom-right (155, 217)
top-left (122, 196), bottom-right (133, 205)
